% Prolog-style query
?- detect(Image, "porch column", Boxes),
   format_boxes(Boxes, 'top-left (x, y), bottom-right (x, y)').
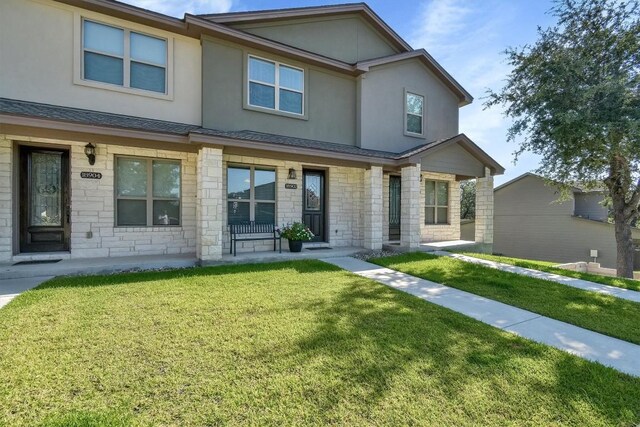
top-left (0, 137), bottom-right (12, 262)
top-left (363, 165), bottom-right (383, 250)
top-left (196, 146), bottom-right (224, 263)
top-left (475, 167), bottom-right (494, 253)
top-left (401, 163), bottom-right (421, 249)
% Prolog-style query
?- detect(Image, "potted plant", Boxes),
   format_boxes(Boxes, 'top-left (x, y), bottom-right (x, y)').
top-left (278, 222), bottom-right (314, 252)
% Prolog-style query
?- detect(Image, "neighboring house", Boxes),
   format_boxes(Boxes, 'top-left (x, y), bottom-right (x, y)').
top-left (0, 0), bottom-right (504, 263)
top-left (490, 173), bottom-right (640, 269)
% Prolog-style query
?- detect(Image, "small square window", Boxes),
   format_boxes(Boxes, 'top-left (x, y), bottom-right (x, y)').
top-left (227, 165), bottom-right (277, 225)
top-left (248, 55), bottom-right (304, 115)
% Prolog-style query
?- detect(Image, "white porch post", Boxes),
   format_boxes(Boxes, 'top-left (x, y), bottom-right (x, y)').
top-left (401, 163), bottom-right (421, 249)
top-left (363, 165), bottom-right (383, 250)
top-left (196, 146), bottom-right (224, 263)
top-left (474, 166), bottom-right (494, 253)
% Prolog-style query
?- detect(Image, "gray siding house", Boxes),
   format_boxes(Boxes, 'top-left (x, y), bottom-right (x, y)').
top-left (0, 0), bottom-right (503, 263)
top-left (492, 173), bottom-right (640, 269)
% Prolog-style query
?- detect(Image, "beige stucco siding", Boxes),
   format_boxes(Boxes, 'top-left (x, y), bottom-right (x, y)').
top-left (0, 0), bottom-right (201, 125)
top-left (358, 59), bottom-right (460, 152)
top-left (230, 15), bottom-right (398, 63)
top-left (494, 174), bottom-right (640, 268)
top-left (201, 38), bottom-right (357, 145)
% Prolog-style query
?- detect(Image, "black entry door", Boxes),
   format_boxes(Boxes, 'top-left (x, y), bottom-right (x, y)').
top-left (302, 170), bottom-right (325, 242)
top-left (389, 175), bottom-right (401, 241)
top-left (20, 147), bottom-right (70, 252)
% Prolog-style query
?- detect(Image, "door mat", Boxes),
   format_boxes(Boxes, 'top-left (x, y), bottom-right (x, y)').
top-left (305, 247), bottom-right (333, 251)
top-left (13, 259), bottom-right (62, 266)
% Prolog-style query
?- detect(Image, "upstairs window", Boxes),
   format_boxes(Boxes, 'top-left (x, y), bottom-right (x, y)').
top-left (248, 56), bottom-right (304, 115)
top-left (405, 92), bottom-right (424, 136)
top-left (425, 180), bottom-right (449, 224)
top-left (82, 19), bottom-right (167, 94)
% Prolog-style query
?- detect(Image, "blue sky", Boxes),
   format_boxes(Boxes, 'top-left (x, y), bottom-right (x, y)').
top-left (124, 0), bottom-right (558, 185)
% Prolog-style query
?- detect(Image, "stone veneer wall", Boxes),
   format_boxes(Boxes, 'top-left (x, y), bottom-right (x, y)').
top-left (474, 167), bottom-right (494, 251)
top-left (0, 134), bottom-right (197, 260)
top-left (221, 154), bottom-right (365, 253)
top-left (420, 171), bottom-right (461, 242)
top-left (0, 137), bottom-right (13, 262)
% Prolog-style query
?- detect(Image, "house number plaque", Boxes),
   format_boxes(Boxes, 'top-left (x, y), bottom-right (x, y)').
top-left (285, 183), bottom-right (297, 189)
top-left (80, 171), bottom-right (102, 179)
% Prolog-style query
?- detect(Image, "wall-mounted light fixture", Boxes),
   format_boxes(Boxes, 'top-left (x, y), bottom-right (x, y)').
top-left (288, 168), bottom-right (297, 180)
top-left (84, 143), bottom-right (96, 166)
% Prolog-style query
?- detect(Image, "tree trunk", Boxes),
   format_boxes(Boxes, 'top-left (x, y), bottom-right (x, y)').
top-left (610, 176), bottom-right (635, 278)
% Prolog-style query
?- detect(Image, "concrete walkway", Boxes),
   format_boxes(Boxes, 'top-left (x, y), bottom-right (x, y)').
top-left (0, 276), bottom-right (54, 308)
top-left (434, 251), bottom-right (640, 303)
top-left (325, 257), bottom-right (640, 377)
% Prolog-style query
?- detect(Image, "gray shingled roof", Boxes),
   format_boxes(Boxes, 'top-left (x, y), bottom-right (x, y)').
top-left (0, 98), bottom-right (200, 135)
top-left (0, 98), bottom-right (441, 160)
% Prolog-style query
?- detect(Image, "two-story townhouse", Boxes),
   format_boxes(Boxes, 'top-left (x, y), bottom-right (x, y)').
top-left (0, 0), bottom-right (504, 264)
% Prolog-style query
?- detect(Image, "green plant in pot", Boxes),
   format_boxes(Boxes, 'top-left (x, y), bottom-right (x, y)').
top-left (278, 222), bottom-right (314, 252)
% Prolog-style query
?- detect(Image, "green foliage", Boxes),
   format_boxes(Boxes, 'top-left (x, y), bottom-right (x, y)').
top-left (0, 261), bottom-right (639, 425)
top-left (486, 0), bottom-right (640, 275)
top-left (460, 180), bottom-right (476, 219)
top-left (278, 221), bottom-right (314, 241)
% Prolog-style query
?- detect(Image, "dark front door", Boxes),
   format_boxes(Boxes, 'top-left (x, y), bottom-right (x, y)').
top-left (20, 146), bottom-right (70, 252)
top-left (389, 175), bottom-right (401, 241)
top-left (302, 170), bottom-right (325, 242)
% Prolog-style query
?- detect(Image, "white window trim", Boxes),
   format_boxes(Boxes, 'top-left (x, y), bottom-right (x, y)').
top-left (246, 54), bottom-right (306, 118)
top-left (227, 165), bottom-right (278, 225)
top-left (114, 156), bottom-right (182, 227)
top-left (425, 180), bottom-right (449, 225)
top-left (404, 89), bottom-right (426, 138)
top-left (73, 13), bottom-right (174, 101)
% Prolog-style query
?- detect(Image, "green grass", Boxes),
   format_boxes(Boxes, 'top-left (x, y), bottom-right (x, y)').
top-left (0, 260), bottom-right (638, 426)
top-left (371, 252), bottom-right (640, 345)
top-left (458, 252), bottom-right (640, 292)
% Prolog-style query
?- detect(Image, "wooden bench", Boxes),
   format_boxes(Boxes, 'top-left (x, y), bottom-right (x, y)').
top-left (229, 222), bottom-right (281, 256)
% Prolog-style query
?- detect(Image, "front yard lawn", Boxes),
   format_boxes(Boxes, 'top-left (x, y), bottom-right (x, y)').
top-left (1, 260), bottom-right (639, 426)
top-left (371, 252), bottom-right (640, 345)
top-left (458, 252), bottom-right (640, 292)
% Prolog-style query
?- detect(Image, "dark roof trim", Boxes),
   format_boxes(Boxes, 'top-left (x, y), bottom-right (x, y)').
top-left (198, 3), bottom-right (412, 52)
top-left (357, 49), bottom-right (473, 106)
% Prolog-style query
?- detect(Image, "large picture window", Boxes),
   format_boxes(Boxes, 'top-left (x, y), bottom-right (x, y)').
top-left (405, 92), bottom-right (424, 136)
top-left (82, 19), bottom-right (167, 94)
top-left (248, 56), bottom-right (304, 115)
top-left (116, 157), bottom-right (181, 226)
top-left (425, 180), bottom-right (449, 224)
top-left (227, 166), bottom-right (276, 225)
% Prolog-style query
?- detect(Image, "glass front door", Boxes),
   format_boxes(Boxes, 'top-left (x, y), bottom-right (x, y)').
top-left (389, 175), bottom-right (401, 241)
top-left (302, 170), bottom-right (325, 242)
top-left (20, 147), bottom-right (70, 252)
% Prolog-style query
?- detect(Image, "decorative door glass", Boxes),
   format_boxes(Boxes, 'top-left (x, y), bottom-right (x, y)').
top-left (30, 152), bottom-right (62, 226)
top-left (305, 174), bottom-right (321, 211)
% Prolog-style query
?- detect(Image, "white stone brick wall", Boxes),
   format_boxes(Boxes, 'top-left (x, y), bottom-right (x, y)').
top-left (197, 147), bottom-right (223, 261)
top-left (1, 134), bottom-right (197, 260)
top-left (420, 171), bottom-right (461, 242)
top-left (382, 174), bottom-right (390, 242)
top-left (363, 166), bottom-right (383, 250)
top-left (221, 154), bottom-right (365, 253)
top-left (401, 164), bottom-right (421, 248)
top-left (475, 167), bottom-right (494, 247)
top-left (0, 137), bottom-right (13, 262)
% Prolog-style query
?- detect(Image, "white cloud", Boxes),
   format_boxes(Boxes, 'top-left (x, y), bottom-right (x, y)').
top-left (123, 0), bottom-right (233, 17)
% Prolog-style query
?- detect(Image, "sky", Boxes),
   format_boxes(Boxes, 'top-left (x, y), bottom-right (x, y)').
top-left (123, 0), bottom-right (558, 185)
